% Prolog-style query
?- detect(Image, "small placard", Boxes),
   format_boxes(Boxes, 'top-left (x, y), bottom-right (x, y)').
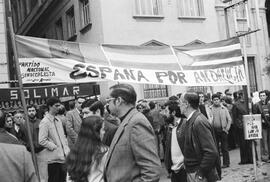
top-left (243, 114), bottom-right (262, 140)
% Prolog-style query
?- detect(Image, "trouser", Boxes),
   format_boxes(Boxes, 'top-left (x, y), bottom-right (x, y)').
top-left (261, 127), bottom-right (270, 161)
top-left (48, 163), bottom-right (66, 182)
top-left (36, 151), bottom-right (48, 182)
top-left (214, 130), bottom-right (230, 166)
top-left (171, 168), bottom-right (187, 182)
top-left (228, 124), bottom-right (238, 149)
top-left (236, 127), bottom-right (252, 163)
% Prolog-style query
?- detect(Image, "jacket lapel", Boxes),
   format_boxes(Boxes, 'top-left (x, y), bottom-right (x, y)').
top-left (104, 108), bottom-right (138, 168)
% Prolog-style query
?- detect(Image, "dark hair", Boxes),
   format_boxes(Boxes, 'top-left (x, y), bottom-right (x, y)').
top-left (110, 83), bottom-right (137, 105)
top-left (224, 96), bottom-right (232, 104)
top-left (169, 95), bottom-right (179, 101)
top-left (233, 91), bottom-right (238, 100)
top-left (81, 99), bottom-right (97, 109)
top-left (184, 92), bottom-right (199, 109)
top-left (46, 97), bottom-right (60, 107)
top-left (69, 100), bottom-right (75, 110)
top-left (37, 104), bottom-right (48, 119)
top-left (27, 104), bottom-right (37, 111)
top-left (66, 116), bottom-right (107, 182)
top-left (90, 101), bottom-right (105, 117)
top-left (212, 94), bottom-right (220, 100)
top-left (166, 100), bottom-right (182, 118)
top-left (259, 90), bottom-right (267, 97)
top-left (0, 110), bottom-right (5, 128)
top-left (58, 105), bottom-right (66, 115)
top-left (149, 101), bottom-right (155, 110)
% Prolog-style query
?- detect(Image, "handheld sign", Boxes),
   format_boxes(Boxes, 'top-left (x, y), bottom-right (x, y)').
top-left (243, 114), bottom-right (262, 140)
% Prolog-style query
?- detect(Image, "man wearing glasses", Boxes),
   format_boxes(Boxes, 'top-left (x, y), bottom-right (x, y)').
top-left (104, 83), bottom-right (161, 182)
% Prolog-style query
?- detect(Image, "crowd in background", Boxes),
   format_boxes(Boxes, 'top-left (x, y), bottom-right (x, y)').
top-left (1, 85), bottom-right (270, 182)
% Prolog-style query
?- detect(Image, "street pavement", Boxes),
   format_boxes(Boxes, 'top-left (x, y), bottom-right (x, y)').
top-left (160, 148), bottom-right (270, 182)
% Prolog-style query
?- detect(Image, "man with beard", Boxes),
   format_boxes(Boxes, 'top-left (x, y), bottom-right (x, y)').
top-left (164, 100), bottom-right (187, 182)
top-left (26, 105), bottom-right (44, 153)
top-left (27, 105), bottom-right (46, 181)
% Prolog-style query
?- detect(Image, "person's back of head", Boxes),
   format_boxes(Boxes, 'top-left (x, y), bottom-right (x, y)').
top-left (110, 83), bottom-right (137, 105)
top-left (166, 100), bottom-right (182, 118)
top-left (66, 115), bottom-right (106, 182)
top-left (184, 92), bottom-right (200, 110)
top-left (81, 99), bottom-right (97, 109)
top-left (149, 101), bottom-right (155, 110)
top-left (89, 101), bottom-right (105, 117)
top-left (46, 97), bottom-right (60, 108)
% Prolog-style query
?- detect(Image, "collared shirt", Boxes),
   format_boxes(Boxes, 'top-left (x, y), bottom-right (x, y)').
top-left (187, 111), bottom-right (196, 121)
top-left (171, 118), bottom-right (184, 171)
top-left (119, 107), bottom-right (134, 122)
top-left (14, 124), bottom-right (20, 133)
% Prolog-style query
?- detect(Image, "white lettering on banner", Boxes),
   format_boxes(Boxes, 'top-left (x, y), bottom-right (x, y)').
top-left (19, 58), bottom-right (247, 86)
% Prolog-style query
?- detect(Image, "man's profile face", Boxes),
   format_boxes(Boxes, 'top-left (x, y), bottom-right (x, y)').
top-left (50, 102), bottom-right (61, 115)
top-left (76, 98), bottom-right (86, 111)
top-left (82, 107), bottom-right (101, 118)
top-left (179, 94), bottom-right (188, 116)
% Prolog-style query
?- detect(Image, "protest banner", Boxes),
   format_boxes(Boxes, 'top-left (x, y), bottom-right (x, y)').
top-left (15, 35), bottom-right (247, 86)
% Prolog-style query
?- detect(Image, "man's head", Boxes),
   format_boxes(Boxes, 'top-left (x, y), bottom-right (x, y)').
top-left (179, 92), bottom-right (199, 117)
top-left (197, 92), bottom-right (205, 104)
top-left (27, 105), bottom-right (37, 119)
top-left (149, 101), bottom-right (156, 110)
top-left (5, 115), bottom-right (13, 129)
top-left (13, 111), bottom-right (24, 125)
top-left (46, 97), bottom-right (61, 116)
top-left (107, 83), bottom-right (137, 117)
top-left (75, 97), bottom-right (86, 111)
top-left (212, 94), bottom-right (221, 106)
top-left (259, 90), bottom-right (267, 103)
top-left (164, 100), bottom-right (182, 119)
top-left (0, 110), bottom-right (5, 128)
top-left (81, 99), bottom-right (104, 118)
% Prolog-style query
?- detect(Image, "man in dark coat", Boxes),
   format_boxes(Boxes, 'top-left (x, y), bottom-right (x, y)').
top-left (179, 92), bottom-right (221, 182)
top-left (164, 100), bottom-right (187, 182)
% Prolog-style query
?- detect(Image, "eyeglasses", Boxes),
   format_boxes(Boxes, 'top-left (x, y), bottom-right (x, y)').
top-left (106, 97), bottom-right (115, 104)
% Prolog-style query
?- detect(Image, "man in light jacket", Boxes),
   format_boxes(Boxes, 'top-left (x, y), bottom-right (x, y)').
top-left (39, 97), bottom-right (69, 182)
top-left (209, 94), bottom-right (232, 168)
top-left (65, 97), bottom-right (85, 147)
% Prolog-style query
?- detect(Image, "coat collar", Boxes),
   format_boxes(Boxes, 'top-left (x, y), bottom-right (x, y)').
top-left (104, 108), bottom-right (138, 169)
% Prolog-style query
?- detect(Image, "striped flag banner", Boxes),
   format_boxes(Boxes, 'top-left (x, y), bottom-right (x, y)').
top-left (15, 35), bottom-right (247, 86)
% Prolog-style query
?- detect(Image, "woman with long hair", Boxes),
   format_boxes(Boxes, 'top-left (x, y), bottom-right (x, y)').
top-left (66, 115), bottom-right (108, 182)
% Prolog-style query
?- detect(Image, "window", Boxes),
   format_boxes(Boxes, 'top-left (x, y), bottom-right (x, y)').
top-left (178, 0), bottom-right (205, 18)
top-left (143, 84), bottom-right (168, 99)
top-left (247, 57), bottom-right (257, 93)
top-left (55, 18), bottom-right (64, 40)
top-left (66, 7), bottom-right (76, 38)
top-left (134, 0), bottom-right (163, 17)
top-left (80, 0), bottom-right (91, 28)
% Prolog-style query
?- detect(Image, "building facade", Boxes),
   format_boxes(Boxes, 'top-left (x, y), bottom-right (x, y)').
top-left (0, 0), bottom-right (9, 88)
top-left (9, 0), bottom-right (270, 100)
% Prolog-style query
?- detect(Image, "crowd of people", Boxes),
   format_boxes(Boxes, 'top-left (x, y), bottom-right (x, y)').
top-left (1, 83), bottom-right (270, 182)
